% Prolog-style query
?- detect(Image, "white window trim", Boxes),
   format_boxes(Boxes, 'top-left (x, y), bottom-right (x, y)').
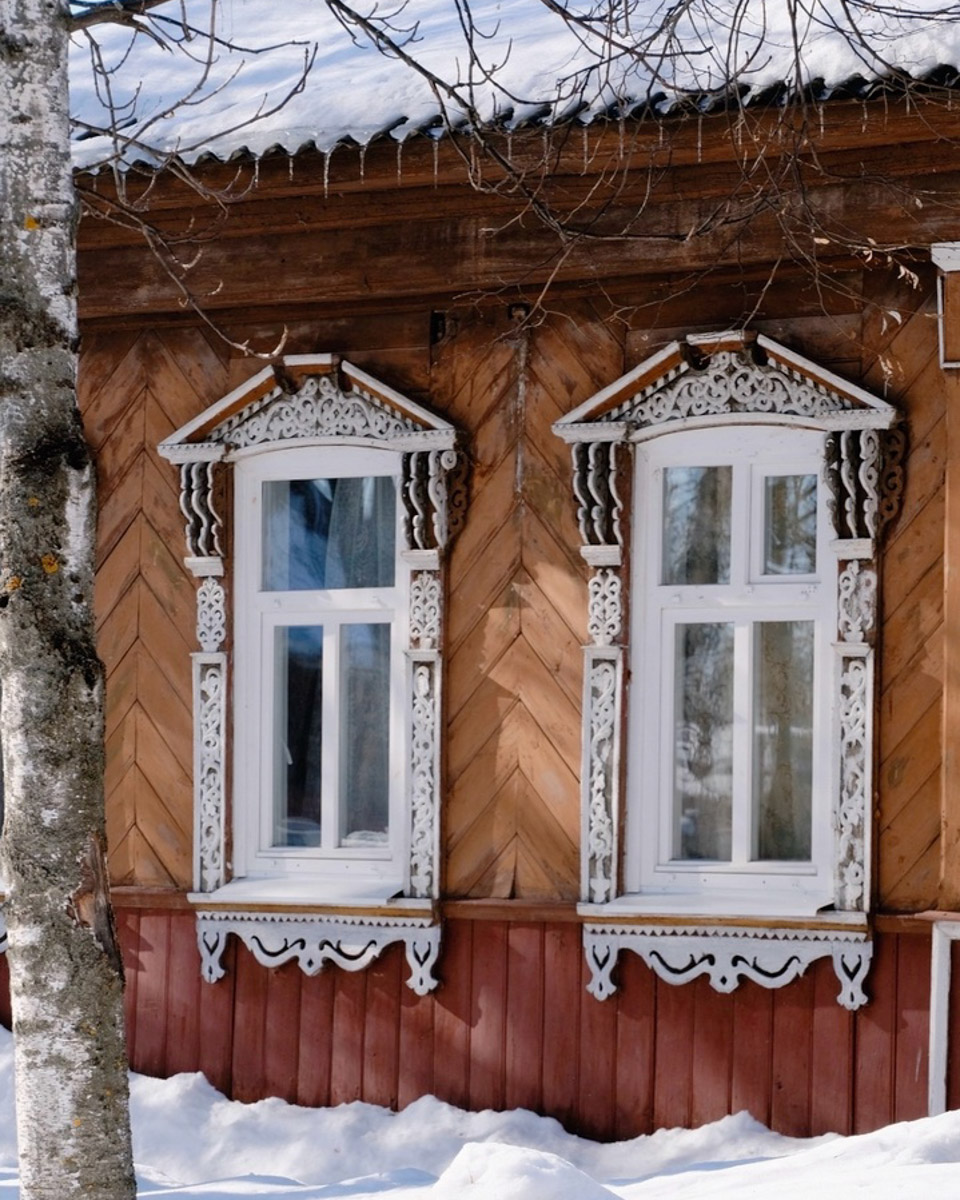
top-left (159, 355), bottom-right (465, 992)
top-left (233, 444), bottom-right (410, 891)
top-left (553, 330), bottom-right (905, 1009)
top-left (629, 426), bottom-right (837, 915)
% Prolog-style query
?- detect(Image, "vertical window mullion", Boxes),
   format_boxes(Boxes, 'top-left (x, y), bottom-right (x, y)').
top-left (322, 617), bottom-right (340, 851)
top-left (731, 619), bottom-right (753, 866)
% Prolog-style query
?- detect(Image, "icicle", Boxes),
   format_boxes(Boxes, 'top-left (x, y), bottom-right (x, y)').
top-left (432, 136), bottom-right (439, 188)
top-left (358, 144), bottom-right (366, 184)
top-left (322, 149), bottom-right (331, 199)
top-left (861, 101), bottom-right (868, 134)
top-left (818, 104), bottom-right (824, 139)
top-left (582, 124), bottom-right (588, 172)
top-left (697, 113), bottom-right (703, 163)
top-left (288, 154), bottom-right (294, 183)
top-left (659, 120), bottom-right (665, 148)
top-left (618, 115), bottom-right (625, 161)
top-left (396, 139), bottom-right (403, 183)
top-left (253, 157), bottom-right (260, 189)
top-left (542, 124), bottom-right (549, 165)
top-left (507, 129), bottom-right (514, 166)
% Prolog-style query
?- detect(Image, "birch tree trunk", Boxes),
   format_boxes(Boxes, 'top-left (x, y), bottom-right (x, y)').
top-left (0, 2), bottom-right (135, 1196)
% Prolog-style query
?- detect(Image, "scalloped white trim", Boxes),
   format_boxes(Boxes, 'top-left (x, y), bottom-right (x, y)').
top-left (583, 922), bottom-right (872, 1010)
top-left (195, 909), bottom-right (440, 995)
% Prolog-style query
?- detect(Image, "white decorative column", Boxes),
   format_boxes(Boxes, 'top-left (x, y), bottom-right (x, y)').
top-left (174, 449), bottom-right (228, 894)
top-left (826, 427), bottom-right (905, 910)
top-left (572, 439), bottom-right (626, 904)
top-left (401, 447), bottom-right (466, 900)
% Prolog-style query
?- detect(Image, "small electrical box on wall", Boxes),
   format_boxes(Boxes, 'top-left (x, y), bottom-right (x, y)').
top-left (932, 243), bottom-right (960, 367)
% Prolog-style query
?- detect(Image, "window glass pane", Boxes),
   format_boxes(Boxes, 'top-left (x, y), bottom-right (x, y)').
top-left (662, 466), bottom-right (731, 585)
top-left (273, 625), bottom-right (324, 848)
top-left (763, 474), bottom-right (817, 575)
top-left (262, 476), bottom-right (396, 591)
top-left (339, 623), bottom-right (390, 847)
top-left (673, 622), bottom-right (733, 860)
top-left (753, 621), bottom-right (814, 861)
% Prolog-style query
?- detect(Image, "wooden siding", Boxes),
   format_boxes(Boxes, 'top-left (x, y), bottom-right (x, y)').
top-left (440, 306), bottom-right (620, 899)
top-left (82, 329), bottom-right (233, 888)
top-left (99, 909), bottom-right (930, 1138)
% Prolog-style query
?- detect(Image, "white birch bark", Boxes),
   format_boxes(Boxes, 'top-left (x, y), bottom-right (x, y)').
top-left (0, 2), bottom-right (135, 1196)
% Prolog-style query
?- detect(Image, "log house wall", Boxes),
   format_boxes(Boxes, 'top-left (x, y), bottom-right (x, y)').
top-left (64, 107), bottom-right (960, 1134)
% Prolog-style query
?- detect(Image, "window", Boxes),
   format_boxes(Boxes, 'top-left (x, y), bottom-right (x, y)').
top-left (554, 331), bottom-right (903, 1009)
top-left (159, 356), bottom-right (463, 993)
top-left (629, 427), bottom-right (836, 914)
top-left (234, 446), bottom-right (408, 891)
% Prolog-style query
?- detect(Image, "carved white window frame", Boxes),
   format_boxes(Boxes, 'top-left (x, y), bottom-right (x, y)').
top-left (553, 331), bottom-right (904, 1010)
top-left (158, 355), bottom-right (465, 993)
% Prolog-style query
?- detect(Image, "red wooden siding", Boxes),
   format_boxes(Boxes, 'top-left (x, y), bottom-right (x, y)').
top-left (93, 910), bottom-right (932, 1139)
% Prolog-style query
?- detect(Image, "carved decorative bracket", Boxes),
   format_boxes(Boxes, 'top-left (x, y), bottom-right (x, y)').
top-left (401, 448), bottom-right (468, 553)
top-left (196, 910), bottom-right (441, 995)
top-left (583, 923), bottom-right (872, 1010)
top-left (825, 427), bottom-right (906, 541)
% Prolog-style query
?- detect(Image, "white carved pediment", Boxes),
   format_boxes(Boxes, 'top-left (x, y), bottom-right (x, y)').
top-left (553, 331), bottom-right (897, 443)
top-left (158, 354), bottom-right (457, 462)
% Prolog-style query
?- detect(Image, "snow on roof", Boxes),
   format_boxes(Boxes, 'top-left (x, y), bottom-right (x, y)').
top-left (68, 0), bottom-right (960, 171)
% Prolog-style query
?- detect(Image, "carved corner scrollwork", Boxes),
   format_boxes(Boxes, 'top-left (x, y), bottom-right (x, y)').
top-left (402, 447), bottom-right (467, 553)
top-left (195, 911), bottom-right (441, 994)
top-left (825, 426), bottom-right (906, 541)
top-left (572, 441), bottom-right (624, 549)
top-left (836, 654), bottom-right (869, 911)
top-left (583, 923), bottom-right (872, 1010)
top-left (179, 460), bottom-right (223, 561)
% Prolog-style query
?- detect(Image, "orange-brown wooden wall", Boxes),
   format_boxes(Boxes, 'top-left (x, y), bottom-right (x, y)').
top-left (85, 274), bottom-right (949, 907)
top-left (70, 255), bottom-right (954, 1138)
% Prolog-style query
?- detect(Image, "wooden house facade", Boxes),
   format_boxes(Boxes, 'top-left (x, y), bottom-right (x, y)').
top-left (6, 89), bottom-right (960, 1139)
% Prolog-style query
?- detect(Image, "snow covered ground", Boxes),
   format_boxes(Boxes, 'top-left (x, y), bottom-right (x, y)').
top-left (0, 1026), bottom-right (959, 1197)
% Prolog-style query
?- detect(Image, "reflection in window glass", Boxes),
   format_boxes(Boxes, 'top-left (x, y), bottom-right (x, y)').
top-left (763, 474), bottom-right (817, 575)
top-left (753, 621), bottom-right (814, 861)
top-left (339, 623), bottom-right (390, 847)
top-left (662, 466), bottom-right (732, 585)
top-left (273, 625), bottom-right (324, 848)
top-left (262, 476), bottom-right (395, 591)
top-left (673, 622), bottom-right (734, 860)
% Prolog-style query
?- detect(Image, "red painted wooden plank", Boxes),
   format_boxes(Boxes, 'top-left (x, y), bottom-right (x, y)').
top-left (731, 982), bottom-right (772, 1125)
top-left (363, 945), bottom-right (401, 1109)
top-left (263, 961), bottom-right (302, 1103)
top-left (809, 957), bottom-right (854, 1134)
top-left (691, 976), bottom-right (733, 1128)
top-left (578, 951), bottom-right (618, 1140)
top-left (947, 941), bottom-right (960, 1112)
top-left (433, 918), bottom-right (473, 1111)
top-left (854, 931), bottom-right (896, 1133)
top-left (198, 936), bottom-right (236, 1098)
top-left (398, 962), bottom-right (434, 1110)
top-left (770, 970), bottom-right (814, 1137)
top-left (504, 923), bottom-right (544, 1113)
top-left (296, 966), bottom-right (334, 1107)
top-left (134, 911), bottom-right (170, 1078)
top-left (165, 910), bottom-right (201, 1077)
top-left (469, 921), bottom-right (507, 1112)
top-left (653, 976), bottom-right (695, 1130)
top-left (614, 949), bottom-right (655, 1139)
top-left (894, 933), bottom-right (930, 1123)
top-left (329, 967), bottom-right (366, 1105)
top-left (231, 943), bottom-right (269, 1103)
top-left (115, 908), bottom-right (140, 1064)
top-left (542, 922), bottom-right (581, 1132)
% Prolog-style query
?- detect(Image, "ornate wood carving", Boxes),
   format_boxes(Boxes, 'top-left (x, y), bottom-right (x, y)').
top-left (583, 649), bottom-right (621, 904)
top-left (825, 427), bottom-right (907, 541)
top-left (195, 910), bottom-right (441, 995)
top-left (159, 357), bottom-right (461, 977)
top-left (583, 923), bottom-right (873, 1010)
